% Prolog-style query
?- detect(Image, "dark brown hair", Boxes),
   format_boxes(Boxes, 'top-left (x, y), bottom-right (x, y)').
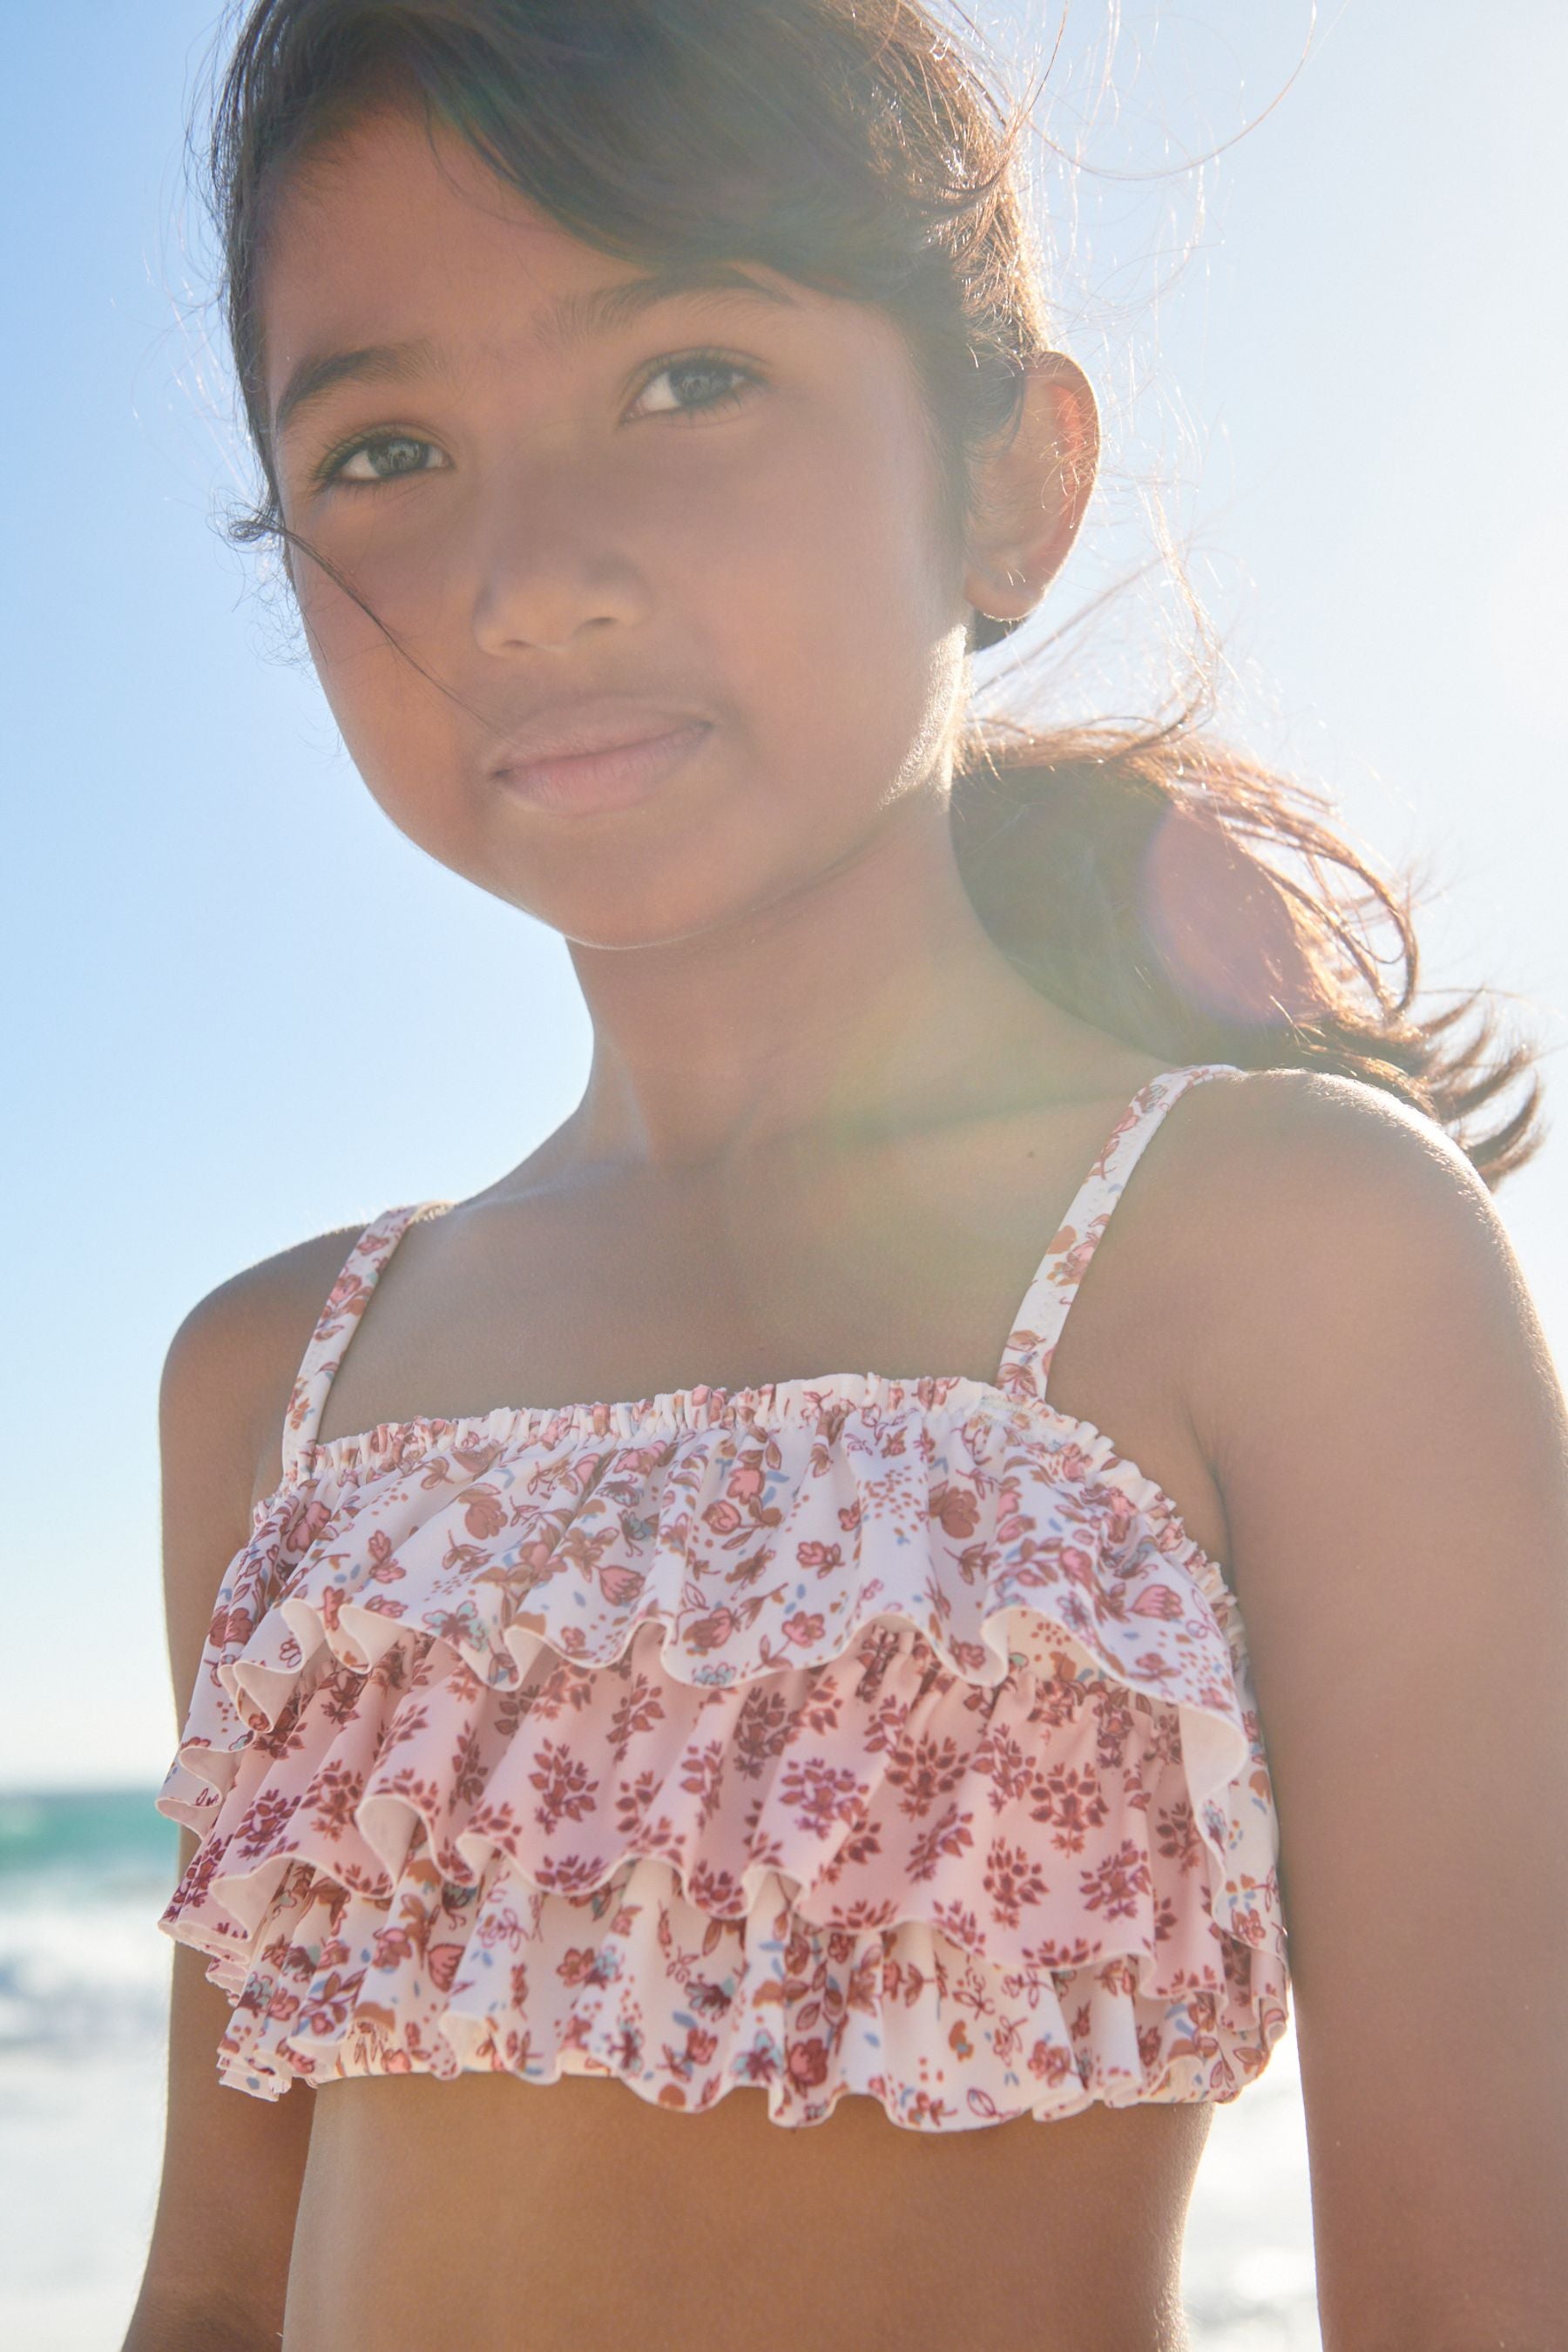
top-left (197, 0), bottom-right (1544, 1183)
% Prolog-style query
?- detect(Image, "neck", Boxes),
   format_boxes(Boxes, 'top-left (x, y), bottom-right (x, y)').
top-left (551, 786), bottom-right (1093, 1176)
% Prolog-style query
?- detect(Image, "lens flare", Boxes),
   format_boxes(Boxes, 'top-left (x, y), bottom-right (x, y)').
top-left (1139, 801), bottom-right (1319, 1031)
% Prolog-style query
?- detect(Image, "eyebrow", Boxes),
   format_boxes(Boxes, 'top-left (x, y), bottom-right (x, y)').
top-left (270, 261), bottom-right (800, 443)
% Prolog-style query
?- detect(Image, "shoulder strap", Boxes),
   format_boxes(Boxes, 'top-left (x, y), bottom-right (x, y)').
top-left (996, 1064), bottom-right (1240, 1406)
top-left (280, 1200), bottom-right (450, 1478)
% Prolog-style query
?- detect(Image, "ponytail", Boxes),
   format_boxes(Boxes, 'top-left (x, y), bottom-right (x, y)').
top-left (952, 694), bottom-right (1543, 1187)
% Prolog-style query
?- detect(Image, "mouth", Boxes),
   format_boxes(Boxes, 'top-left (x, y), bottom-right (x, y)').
top-left (492, 720), bottom-right (713, 817)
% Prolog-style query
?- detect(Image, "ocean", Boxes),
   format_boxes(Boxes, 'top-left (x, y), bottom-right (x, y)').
top-left (0, 1788), bottom-right (1321, 2350)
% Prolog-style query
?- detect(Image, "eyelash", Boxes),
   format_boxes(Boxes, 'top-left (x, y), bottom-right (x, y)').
top-left (312, 348), bottom-right (761, 490)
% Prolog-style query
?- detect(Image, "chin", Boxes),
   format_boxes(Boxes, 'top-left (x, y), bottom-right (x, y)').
top-left (489, 809), bottom-right (816, 952)
top-left (547, 882), bottom-right (769, 954)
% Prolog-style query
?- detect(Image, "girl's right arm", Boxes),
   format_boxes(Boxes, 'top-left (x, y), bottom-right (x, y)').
top-left (121, 1257), bottom-right (336, 2351)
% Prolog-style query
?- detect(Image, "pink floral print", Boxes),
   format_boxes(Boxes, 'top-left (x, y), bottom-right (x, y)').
top-left (157, 1063), bottom-right (1289, 2128)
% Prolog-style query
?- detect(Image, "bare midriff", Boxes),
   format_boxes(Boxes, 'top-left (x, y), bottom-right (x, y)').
top-left (282, 2071), bottom-right (1211, 2351)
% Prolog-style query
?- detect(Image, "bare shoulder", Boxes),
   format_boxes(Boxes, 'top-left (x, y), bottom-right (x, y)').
top-left (158, 1215), bottom-right (372, 1717)
top-left (161, 1215), bottom-right (368, 1400)
top-left (1150, 1064), bottom-right (1534, 1439)
top-left (1166, 1059), bottom-right (1490, 1222)
top-left (160, 1217), bottom-right (369, 1531)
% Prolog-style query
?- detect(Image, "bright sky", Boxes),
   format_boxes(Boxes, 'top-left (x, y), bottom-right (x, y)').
top-left (5, 2), bottom-right (1565, 1790)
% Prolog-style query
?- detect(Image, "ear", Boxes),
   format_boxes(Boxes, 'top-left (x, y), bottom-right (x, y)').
top-left (962, 350), bottom-right (1100, 628)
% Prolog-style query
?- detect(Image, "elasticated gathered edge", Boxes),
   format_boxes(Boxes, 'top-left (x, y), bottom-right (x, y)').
top-left (157, 1062), bottom-right (1290, 2129)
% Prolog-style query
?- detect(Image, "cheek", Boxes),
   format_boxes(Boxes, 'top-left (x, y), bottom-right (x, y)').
top-left (714, 429), bottom-right (962, 810)
top-left (292, 491), bottom-right (455, 666)
top-left (291, 572), bottom-right (477, 887)
top-left (294, 534), bottom-right (455, 784)
top-left (733, 393), bottom-right (950, 630)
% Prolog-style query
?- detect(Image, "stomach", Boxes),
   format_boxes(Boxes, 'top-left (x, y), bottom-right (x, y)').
top-left (281, 2071), bottom-right (1212, 2350)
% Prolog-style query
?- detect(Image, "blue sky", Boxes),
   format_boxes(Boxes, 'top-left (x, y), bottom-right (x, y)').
top-left (5, 2), bottom-right (1565, 1789)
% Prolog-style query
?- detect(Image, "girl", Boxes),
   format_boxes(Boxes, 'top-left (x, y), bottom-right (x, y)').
top-left (126, 3), bottom-right (1567, 2348)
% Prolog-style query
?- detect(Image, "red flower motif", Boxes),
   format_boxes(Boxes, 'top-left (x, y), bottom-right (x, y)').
top-left (427, 1943), bottom-right (466, 1993)
top-left (463, 1486), bottom-right (508, 1540)
top-left (208, 1602), bottom-right (254, 1646)
top-left (687, 1607), bottom-right (734, 1652)
top-left (280, 1498), bottom-right (332, 1555)
top-left (930, 1484), bottom-right (981, 1538)
top-left (787, 2037), bottom-right (830, 2090)
top-left (1131, 1584), bottom-right (1183, 1620)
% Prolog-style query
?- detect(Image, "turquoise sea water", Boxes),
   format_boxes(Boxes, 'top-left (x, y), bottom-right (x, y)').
top-left (0, 1788), bottom-right (1320, 2349)
top-left (0, 1788), bottom-right (175, 1876)
top-left (0, 1788), bottom-right (178, 2058)
top-left (1, 1788), bottom-right (180, 2349)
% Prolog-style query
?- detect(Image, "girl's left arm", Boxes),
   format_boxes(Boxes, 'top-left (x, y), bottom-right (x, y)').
top-left (1187, 1070), bottom-right (1568, 2352)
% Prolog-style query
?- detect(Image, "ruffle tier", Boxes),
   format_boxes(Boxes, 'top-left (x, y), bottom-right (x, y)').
top-left (158, 1382), bottom-right (1288, 2126)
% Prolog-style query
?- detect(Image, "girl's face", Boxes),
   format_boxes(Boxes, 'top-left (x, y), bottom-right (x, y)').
top-left (259, 105), bottom-right (978, 949)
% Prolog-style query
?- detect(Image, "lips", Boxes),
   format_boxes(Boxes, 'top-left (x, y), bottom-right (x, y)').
top-left (492, 716), bottom-right (713, 817)
top-left (485, 696), bottom-right (711, 774)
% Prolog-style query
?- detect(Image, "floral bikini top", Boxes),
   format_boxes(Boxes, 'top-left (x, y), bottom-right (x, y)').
top-left (158, 1061), bottom-right (1289, 2130)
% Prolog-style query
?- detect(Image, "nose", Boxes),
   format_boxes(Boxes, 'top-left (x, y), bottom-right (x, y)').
top-left (468, 456), bottom-right (652, 655)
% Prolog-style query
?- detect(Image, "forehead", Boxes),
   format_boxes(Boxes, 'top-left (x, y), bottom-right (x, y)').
top-left (259, 107), bottom-right (613, 360)
top-left (264, 105), bottom-right (582, 281)
top-left (258, 105), bottom-right (819, 411)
